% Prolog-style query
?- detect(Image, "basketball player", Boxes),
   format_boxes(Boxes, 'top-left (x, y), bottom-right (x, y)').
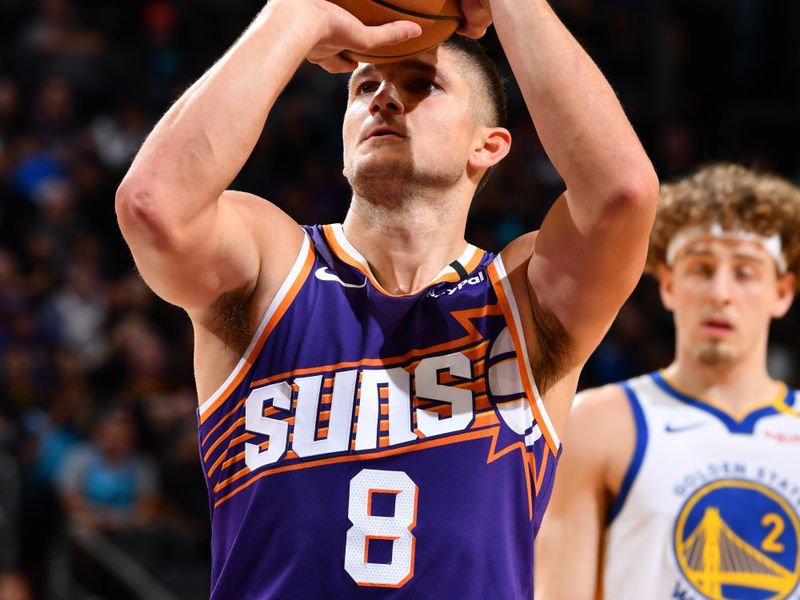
top-left (536, 163), bottom-right (800, 600)
top-left (115, 0), bottom-right (658, 597)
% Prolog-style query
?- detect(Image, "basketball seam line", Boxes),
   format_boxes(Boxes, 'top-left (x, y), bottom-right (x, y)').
top-left (369, 0), bottom-right (461, 22)
top-left (349, 40), bottom-right (444, 59)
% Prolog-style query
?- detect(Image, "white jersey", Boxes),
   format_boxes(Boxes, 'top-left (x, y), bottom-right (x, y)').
top-left (602, 371), bottom-right (800, 600)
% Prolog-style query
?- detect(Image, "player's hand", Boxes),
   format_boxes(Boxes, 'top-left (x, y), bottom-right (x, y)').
top-left (299, 0), bottom-right (422, 73)
top-left (457, 0), bottom-right (492, 38)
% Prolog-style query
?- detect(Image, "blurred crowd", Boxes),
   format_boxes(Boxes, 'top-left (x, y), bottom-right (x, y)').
top-left (0, 0), bottom-right (799, 598)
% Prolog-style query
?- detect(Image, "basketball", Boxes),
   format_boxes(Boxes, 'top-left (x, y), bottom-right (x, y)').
top-left (329, 0), bottom-right (463, 63)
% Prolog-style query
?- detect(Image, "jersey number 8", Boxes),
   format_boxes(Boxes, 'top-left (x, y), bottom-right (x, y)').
top-left (344, 469), bottom-right (419, 588)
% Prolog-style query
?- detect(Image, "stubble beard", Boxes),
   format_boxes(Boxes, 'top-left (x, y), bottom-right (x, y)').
top-left (693, 341), bottom-right (735, 366)
top-left (345, 154), bottom-right (462, 208)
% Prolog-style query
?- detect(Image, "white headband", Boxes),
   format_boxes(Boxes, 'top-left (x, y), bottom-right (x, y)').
top-left (665, 223), bottom-right (787, 274)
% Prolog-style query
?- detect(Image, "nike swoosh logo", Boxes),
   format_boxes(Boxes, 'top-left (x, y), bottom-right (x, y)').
top-left (314, 267), bottom-right (367, 289)
top-left (664, 422), bottom-right (707, 434)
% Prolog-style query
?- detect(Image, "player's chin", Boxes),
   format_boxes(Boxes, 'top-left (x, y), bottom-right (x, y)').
top-left (351, 156), bottom-right (411, 180)
top-left (694, 342), bottom-right (736, 366)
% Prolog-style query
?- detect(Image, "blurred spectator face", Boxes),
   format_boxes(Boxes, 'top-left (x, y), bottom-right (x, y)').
top-left (66, 261), bottom-right (99, 300)
top-left (35, 77), bottom-right (75, 127)
top-left (95, 412), bottom-right (136, 462)
top-left (0, 79), bottom-right (21, 128)
top-left (0, 251), bottom-right (20, 291)
top-left (36, 179), bottom-right (75, 222)
top-left (658, 238), bottom-right (795, 366)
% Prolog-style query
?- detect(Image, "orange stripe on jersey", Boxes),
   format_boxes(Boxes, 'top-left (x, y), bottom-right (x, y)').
top-left (461, 246), bottom-right (486, 276)
top-left (533, 447), bottom-right (550, 494)
top-left (322, 224), bottom-right (369, 277)
top-left (201, 397), bottom-right (246, 447)
top-left (486, 433), bottom-right (533, 520)
top-left (204, 417), bottom-right (246, 462)
top-left (199, 237), bottom-right (315, 425)
top-left (214, 421), bottom-right (503, 506)
top-left (473, 408), bottom-right (498, 428)
top-left (249, 327), bottom-right (495, 390)
top-left (487, 261), bottom-right (559, 455)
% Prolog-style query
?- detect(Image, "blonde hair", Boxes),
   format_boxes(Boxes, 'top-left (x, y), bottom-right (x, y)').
top-left (648, 163), bottom-right (800, 285)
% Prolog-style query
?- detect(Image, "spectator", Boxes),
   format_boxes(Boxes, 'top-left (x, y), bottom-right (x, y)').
top-left (57, 408), bottom-right (158, 534)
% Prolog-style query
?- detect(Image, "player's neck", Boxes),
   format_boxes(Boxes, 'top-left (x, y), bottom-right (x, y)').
top-left (342, 196), bottom-right (470, 295)
top-left (663, 351), bottom-right (782, 417)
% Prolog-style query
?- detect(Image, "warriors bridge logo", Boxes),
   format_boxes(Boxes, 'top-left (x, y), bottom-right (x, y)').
top-left (673, 479), bottom-right (800, 599)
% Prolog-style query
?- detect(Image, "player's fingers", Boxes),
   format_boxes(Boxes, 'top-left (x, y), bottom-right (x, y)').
top-left (351, 20), bottom-right (422, 51)
top-left (314, 54), bottom-right (359, 74)
top-left (457, 0), bottom-right (491, 38)
top-left (456, 23), bottom-right (488, 38)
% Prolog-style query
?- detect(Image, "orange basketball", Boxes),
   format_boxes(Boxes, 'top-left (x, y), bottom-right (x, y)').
top-left (329, 0), bottom-right (463, 63)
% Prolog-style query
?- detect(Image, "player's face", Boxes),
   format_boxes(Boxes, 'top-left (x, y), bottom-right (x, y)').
top-left (660, 238), bottom-right (795, 367)
top-left (341, 47), bottom-right (492, 197)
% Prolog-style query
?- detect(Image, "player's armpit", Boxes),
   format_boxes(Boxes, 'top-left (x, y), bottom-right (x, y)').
top-left (499, 231), bottom-right (571, 395)
top-left (528, 188), bottom-right (656, 369)
top-left (535, 384), bottom-right (634, 599)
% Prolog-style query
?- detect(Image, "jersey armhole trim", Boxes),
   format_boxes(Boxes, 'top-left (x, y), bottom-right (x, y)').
top-left (607, 381), bottom-right (648, 524)
top-left (487, 256), bottom-right (561, 455)
top-left (198, 232), bottom-right (315, 424)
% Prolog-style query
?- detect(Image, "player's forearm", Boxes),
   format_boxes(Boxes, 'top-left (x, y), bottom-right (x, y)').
top-left (117, 0), bottom-right (319, 224)
top-left (491, 0), bottom-right (657, 224)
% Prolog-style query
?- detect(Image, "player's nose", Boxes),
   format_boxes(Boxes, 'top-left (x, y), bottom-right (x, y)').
top-left (370, 81), bottom-right (404, 115)
top-left (708, 267), bottom-right (733, 305)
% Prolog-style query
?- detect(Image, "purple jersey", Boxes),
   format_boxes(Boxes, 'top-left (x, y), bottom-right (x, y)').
top-left (197, 224), bottom-right (561, 599)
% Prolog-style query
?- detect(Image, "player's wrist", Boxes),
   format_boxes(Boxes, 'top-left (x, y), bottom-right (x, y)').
top-left (256, 0), bottom-right (328, 46)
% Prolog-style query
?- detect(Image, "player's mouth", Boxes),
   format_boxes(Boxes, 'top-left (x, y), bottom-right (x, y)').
top-left (701, 316), bottom-right (734, 336)
top-left (362, 126), bottom-right (406, 142)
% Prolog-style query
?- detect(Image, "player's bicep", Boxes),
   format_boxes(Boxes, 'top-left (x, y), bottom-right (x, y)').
top-left (529, 190), bottom-right (651, 364)
top-left (118, 190), bottom-right (299, 311)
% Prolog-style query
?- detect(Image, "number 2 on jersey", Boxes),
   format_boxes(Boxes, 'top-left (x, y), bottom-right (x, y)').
top-left (344, 469), bottom-right (419, 588)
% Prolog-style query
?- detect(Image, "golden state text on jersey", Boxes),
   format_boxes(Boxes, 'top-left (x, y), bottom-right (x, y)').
top-left (603, 372), bottom-right (800, 600)
top-left (196, 224), bottom-right (561, 600)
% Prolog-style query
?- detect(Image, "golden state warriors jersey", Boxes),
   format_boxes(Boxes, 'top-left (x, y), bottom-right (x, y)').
top-left (603, 372), bottom-right (800, 600)
top-left (196, 224), bottom-right (562, 599)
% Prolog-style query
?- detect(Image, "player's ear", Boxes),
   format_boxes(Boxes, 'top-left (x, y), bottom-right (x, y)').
top-left (771, 271), bottom-right (796, 318)
top-left (657, 263), bottom-right (676, 311)
top-left (468, 127), bottom-right (511, 172)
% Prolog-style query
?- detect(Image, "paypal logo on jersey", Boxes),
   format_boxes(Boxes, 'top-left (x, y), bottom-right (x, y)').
top-left (428, 272), bottom-right (486, 298)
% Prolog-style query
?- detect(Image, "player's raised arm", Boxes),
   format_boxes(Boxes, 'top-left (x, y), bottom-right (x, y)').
top-left (115, 0), bottom-right (421, 312)
top-left (488, 0), bottom-right (659, 374)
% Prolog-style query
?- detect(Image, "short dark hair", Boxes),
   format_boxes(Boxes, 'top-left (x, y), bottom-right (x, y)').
top-left (441, 35), bottom-right (508, 193)
top-left (441, 35), bottom-right (508, 129)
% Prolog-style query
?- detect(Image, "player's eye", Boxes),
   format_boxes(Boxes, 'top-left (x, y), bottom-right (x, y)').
top-left (735, 264), bottom-right (757, 281)
top-left (687, 262), bottom-right (713, 278)
top-left (355, 81), bottom-right (379, 95)
top-left (410, 78), bottom-right (439, 93)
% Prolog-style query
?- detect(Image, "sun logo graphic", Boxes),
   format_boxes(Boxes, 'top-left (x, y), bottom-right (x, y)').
top-left (673, 479), bottom-right (800, 599)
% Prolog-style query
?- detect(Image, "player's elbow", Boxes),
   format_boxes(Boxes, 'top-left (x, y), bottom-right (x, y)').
top-left (602, 165), bottom-right (659, 230)
top-left (617, 164), bottom-right (659, 211)
top-left (115, 179), bottom-right (175, 249)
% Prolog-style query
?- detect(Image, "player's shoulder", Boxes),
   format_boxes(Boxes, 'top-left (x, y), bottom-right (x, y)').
top-left (573, 382), bottom-right (631, 418)
top-left (497, 230), bottom-right (539, 273)
top-left (563, 382), bottom-right (635, 448)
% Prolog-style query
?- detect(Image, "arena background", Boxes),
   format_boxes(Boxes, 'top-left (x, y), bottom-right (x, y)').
top-left (0, 0), bottom-right (798, 598)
